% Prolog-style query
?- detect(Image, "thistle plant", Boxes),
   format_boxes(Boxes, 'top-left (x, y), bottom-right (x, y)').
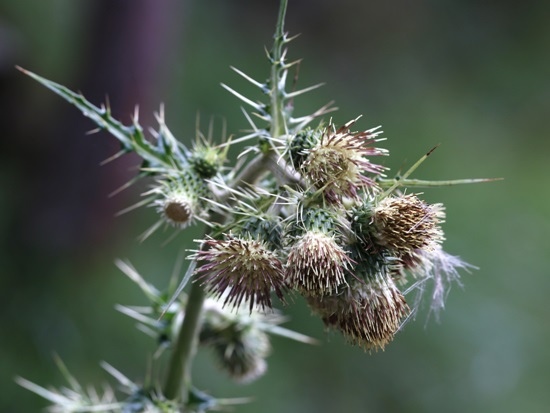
top-left (16, 0), bottom-right (497, 411)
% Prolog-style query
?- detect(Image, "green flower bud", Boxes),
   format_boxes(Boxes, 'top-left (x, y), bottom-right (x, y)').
top-left (240, 215), bottom-right (283, 251)
top-left (189, 143), bottom-right (226, 179)
top-left (149, 169), bottom-right (209, 230)
top-left (288, 127), bottom-right (321, 170)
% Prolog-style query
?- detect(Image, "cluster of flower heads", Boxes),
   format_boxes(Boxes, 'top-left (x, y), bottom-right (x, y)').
top-left (18, 34), bottom-right (470, 355)
top-left (18, 4), bottom-right (484, 410)
top-left (156, 117), bottom-right (473, 353)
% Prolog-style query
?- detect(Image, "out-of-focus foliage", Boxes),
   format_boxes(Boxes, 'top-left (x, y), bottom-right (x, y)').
top-left (1, 0), bottom-right (549, 412)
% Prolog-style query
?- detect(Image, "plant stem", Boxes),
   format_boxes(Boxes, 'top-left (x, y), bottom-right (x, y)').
top-left (163, 277), bottom-right (206, 401)
top-left (233, 153), bottom-right (273, 187)
top-left (269, 0), bottom-right (288, 139)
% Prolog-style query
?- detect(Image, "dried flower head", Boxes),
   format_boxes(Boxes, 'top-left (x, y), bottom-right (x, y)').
top-left (193, 235), bottom-right (286, 311)
top-left (299, 119), bottom-right (387, 203)
top-left (285, 230), bottom-right (351, 296)
top-left (308, 275), bottom-right (410, 351)
top-left (372, 194), bottom-right (445, 254)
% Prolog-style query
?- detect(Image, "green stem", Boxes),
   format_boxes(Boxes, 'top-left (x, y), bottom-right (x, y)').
top-left (233, 150), bottom-right (299, 188)
top-left (269, 0), bottom-right (288, 139)
top-left (163, 279), bottom-right (205, 401)
top-left (233, 153), bottom-right (273, 187)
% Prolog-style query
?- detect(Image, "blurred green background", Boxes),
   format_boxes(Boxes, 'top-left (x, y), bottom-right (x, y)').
top-left (1, 0), bottom-right (549, 412)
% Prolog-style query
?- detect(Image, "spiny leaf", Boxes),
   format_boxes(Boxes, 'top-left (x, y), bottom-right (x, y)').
top-left (17, 66), bottom-right (175, 169)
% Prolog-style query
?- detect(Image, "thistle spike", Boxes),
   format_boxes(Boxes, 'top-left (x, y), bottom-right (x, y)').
top-left (221, 83), bottom-right (265, 112)
top-left (378, 177), bottom-right (503, 188)
top-left (284, 82), bottom-right (325, 99)
top-left (380, 145), bottom-right (439, 198)
top-left (230, 66), bottom-right (267, 90)
top-left (17, 66), bottom-right (176, 169)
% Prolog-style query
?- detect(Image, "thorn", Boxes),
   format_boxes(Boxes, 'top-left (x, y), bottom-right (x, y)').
top-left (290, 101), bottom-right (338, 130)
top-left (283, 58), bottom-right (303, 70)
top-left (194, 111), bottom-right (201, 141)
top-left (252, 112), bottom-right (271, 122)
top-left (343, 115), bottom-right (363, 129)
top-left (280, 48), bottom-right (288, 62)
top-left (230, 66), bottom-right (266, 89)
top-left (99, 150), bottom-right (126, 166)
top-left (426, 144), bottom-right (440, 157)
top-left (220, 83), bottom-right (264, 111)
top-left (285, 82), bottom-right (325, 99)
top-left (108, 175), bottom-right (142, 197)
top-left (277, 67), bottom-right (288, 90)
top-left (138, 220), bottom-right (164, 243)
top-left (264, 46), bottom-right (271, 60)
top-left (104, 95), bottom-right (111, 114)
top-left (85, 128), bottom-right (102, 135)
top-left (154, 103), bottom-right (166, 127)
top-left (216, 130), bottom-right (261, 148)
top-left (285, 33), bottom-right (301, 43)
top-left (115, 197), bottom-right (153, 217)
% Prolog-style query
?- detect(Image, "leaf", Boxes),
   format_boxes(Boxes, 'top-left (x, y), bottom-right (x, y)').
top-left (17, 66), bottom-right (174, 169)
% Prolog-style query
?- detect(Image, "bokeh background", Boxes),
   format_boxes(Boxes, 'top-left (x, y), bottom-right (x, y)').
top-left (1, 0), bottom-right (549, 412)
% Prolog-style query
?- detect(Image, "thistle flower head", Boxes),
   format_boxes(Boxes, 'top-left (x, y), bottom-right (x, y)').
top-left (239, 215), bottom-right (283, 251)
top-left (285, 230), bottom-right (351, 296)
top-left (293, 202), bottom-right (346, 236)
top-left (144, 170), bottom-right (208, 234)
top-left (193, 235), bottom-right (286, 312)
top-left (199, 298), bottom-right (290, 384)
top-left (189, 140), bottom-right (228, 179)
top-left (372, 194), bottom-right (445, 254)
top-left (156, 190), bottom-right (195, 228)
top-left (209, 325), bottom-right (270, 384)
top-left (308, 275), bottom-right (410, 351)
top-left (284, 204), bottom-right (352, 296)
top-left (288, 127), bottom-right (320, 170)
top-left (297, 118), bottom-right (387, 203)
